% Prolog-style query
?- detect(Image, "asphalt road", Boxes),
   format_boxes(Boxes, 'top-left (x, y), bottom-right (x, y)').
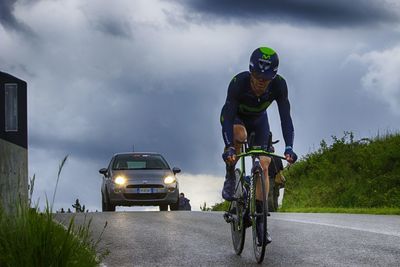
top-left (55, 211), bottom-right (400, 267)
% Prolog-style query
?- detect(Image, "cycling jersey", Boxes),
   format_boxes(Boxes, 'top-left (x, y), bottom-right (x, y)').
top-left (220, 71), bottom-right (294, 149)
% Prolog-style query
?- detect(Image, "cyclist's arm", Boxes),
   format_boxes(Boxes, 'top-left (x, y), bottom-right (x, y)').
top-left (220, 77), bottom-right (240, 147)
top-left (276, 78), bottom-right (294, 149)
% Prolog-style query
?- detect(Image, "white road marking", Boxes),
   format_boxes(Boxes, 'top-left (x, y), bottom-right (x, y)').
top-left (273, 217), bottom-right (400, 238)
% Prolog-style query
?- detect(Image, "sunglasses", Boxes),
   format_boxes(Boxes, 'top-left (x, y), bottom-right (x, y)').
top-left (251, 72), bottom-right (270, 82)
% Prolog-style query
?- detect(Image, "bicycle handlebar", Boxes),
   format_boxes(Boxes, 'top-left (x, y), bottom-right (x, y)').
top-left (237, 149), bottom-right (287, 160)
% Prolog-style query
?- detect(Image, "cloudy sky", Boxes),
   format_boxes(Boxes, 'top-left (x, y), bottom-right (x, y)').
top-left (1, 0), bottom-right (400, 211)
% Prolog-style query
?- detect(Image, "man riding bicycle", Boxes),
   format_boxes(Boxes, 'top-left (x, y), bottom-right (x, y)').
top-left (220, 47), bottom-right (297, 243)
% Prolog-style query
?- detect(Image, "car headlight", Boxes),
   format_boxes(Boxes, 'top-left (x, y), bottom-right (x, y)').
top-left (114, 176), bottom-right (126, 185)
top-left (164, 176), bottom-right (176, 184)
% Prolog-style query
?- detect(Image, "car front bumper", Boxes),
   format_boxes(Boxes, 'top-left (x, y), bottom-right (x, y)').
top-left (108, 182), bottom-right (179, 206)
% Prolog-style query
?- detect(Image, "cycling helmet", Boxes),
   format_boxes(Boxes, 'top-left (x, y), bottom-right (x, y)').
top-left (249, 47), bottom-right (279, 80)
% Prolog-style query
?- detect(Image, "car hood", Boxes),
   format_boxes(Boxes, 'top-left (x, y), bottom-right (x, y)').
top-left (112, 169), bottom-right (173, 180)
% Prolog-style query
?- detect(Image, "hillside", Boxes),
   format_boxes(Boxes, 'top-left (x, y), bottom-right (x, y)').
top-left (281, 132), bottom-right (400, 211)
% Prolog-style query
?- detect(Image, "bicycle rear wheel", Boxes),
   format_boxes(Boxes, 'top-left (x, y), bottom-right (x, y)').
top-left (230, 168), bottom-right (246, 255)
top-left (251, 165), bottom-right (267, 263)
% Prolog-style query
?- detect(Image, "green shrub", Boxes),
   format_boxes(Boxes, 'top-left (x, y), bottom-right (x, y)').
top-left (282, 132), bottom-right (400, 210)
top-left (211, 200), bottom-right (230, 211)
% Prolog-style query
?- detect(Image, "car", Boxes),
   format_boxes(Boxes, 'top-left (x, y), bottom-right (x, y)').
top-left (99, 152), bottom-right (181, 212)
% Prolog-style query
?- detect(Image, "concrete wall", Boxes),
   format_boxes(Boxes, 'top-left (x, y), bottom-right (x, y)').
top-left (0, 138), bottom-right (28, 213)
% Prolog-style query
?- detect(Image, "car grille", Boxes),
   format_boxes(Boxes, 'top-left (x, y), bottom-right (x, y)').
top-left (123, 193), bottom-right (167, 200)
top-left (126, 184), bottom-right (164, 189)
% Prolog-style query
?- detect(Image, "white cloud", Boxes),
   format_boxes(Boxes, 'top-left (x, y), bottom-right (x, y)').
top-left (349, 46), bottom-right (400, 115)
top-left (178, 173), bottom-right (224, 211)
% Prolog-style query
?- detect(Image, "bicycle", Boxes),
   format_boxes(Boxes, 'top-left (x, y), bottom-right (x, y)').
top-left (223, 140), bottom-right (286, 263)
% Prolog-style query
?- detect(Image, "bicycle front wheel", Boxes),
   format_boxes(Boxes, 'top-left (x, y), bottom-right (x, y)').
top-left (251, 165), bottom-right (267, 263)
top-left (230, 168), bottom-right (246, 255)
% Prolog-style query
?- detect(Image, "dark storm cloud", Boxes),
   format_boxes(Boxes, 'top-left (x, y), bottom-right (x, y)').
top-left (92, 18), bottom-right (133, 39)
top-left (29, 72), bottom-right (225, 175)
top-left (176, 0), bottom-right (399, 27)
top-left (0, 0), bottom-right (18, 28)
top-left (0, 0), bottom-right (34, 34)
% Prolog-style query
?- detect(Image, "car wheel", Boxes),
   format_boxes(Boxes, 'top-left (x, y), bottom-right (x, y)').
top-left (103, 191), bottom-right (115, 212)
top-left (108, 203), bottom-right (116, 212)
top-left (169, 199), bottom-right (179, 211)
top-left (159, 204), bottom-right (168, 211)
top-left (102, 193), bottom-right (107, 212)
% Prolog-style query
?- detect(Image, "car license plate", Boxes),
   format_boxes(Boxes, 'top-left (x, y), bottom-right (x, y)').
top-left (136, 188), bottom-right (157, 194)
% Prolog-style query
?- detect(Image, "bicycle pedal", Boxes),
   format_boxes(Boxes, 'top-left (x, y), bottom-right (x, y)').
top-left (223, 212), bottom-right (233, 223)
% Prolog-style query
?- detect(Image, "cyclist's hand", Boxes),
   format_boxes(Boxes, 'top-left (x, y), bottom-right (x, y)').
top-left (222, 147), bottom-right (236, 165)
top-left (284, 146), bottom-right (297, 163)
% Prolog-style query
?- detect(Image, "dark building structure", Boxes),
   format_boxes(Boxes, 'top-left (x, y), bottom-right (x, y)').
top-left (0, 71), bottom-right (28, 213)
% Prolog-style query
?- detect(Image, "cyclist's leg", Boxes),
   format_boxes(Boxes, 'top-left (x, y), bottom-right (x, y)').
top-left (228, 118), bottom-right (247, 164)
top-left (251, 114), bottom-right (271, 201)
top-left (233, 123), bottom-right (247, 152)
top-left (222, 118), bottom-right (247, 200)
top-left (250, 114), bottom-right (272, 243)
top-left (258, 157), bottom-right (271, 199)
top-left (233, 121), bottom-right (253, 226)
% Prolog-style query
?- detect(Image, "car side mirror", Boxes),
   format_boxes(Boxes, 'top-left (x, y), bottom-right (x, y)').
top-left (99, 168), bottom-right (108, 176)
top-left (172, 167), bottom-right (181, 174)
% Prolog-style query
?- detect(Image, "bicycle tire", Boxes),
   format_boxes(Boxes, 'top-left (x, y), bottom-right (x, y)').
top-left (251, 164), bottom-right (267, 263)
top-left (230, 168), bottom-right (246, 255)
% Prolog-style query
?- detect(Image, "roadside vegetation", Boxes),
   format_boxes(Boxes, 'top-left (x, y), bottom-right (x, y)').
top-left (0, 156), bottom-right (107, 266)
top-left (281, 131), bottom-right (400, 214)
top-left (208, 131), bottom-right (400, 215)
top-left (210, 200), bottom-right (229, 212)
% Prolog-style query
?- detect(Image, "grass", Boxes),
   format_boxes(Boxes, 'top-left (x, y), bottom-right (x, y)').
top-left (0, 155), bottom-right (108, 266)
top-left (210, 131), bottom-right (400, 215)
top-left (281, 131), bottom-right (400, 213)
top-left (211, 200), bottom-right (230, 212)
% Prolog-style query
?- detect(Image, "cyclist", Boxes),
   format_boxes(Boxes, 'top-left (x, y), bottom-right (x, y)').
top-left (220, 47), bottom-right (297, 243)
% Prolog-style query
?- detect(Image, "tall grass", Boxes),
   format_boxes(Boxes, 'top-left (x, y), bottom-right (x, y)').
top-left (0, 155), bottom-right (108, 266)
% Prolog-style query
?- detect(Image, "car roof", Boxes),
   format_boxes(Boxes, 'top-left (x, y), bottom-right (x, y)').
top-left (113, 152), bottom-right (163, 157)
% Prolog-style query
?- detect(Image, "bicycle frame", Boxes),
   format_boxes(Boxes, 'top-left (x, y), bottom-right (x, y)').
top-left (234, 147), bottom-right (286, 200)
top-left (226, 143), bottom-right (286, 262)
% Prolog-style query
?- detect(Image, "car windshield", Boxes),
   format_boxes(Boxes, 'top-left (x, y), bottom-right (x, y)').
top-left (112, 154), bottom-right (170, 170)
